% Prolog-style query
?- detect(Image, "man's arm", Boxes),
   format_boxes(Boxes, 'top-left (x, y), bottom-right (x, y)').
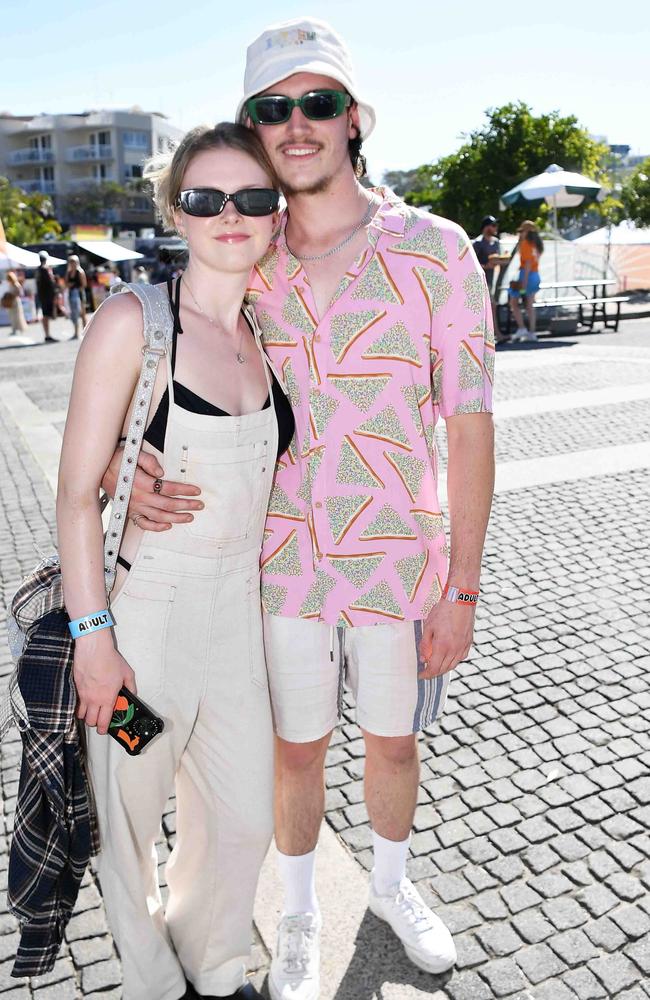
top-left (418, 412), bottom-right (495, 677)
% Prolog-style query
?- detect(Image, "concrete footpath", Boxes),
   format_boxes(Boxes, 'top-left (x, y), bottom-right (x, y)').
top-left (0, 317), bottom-right (649, 999)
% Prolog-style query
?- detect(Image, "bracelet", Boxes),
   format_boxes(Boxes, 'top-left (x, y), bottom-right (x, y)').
top-left (443, 585), bottom-right (479, 606)
top-left (68, 609), bottom-right (115, 639)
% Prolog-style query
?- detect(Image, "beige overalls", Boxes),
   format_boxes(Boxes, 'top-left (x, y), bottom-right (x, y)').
top-left (87, 299), bottom-right (278, 1000)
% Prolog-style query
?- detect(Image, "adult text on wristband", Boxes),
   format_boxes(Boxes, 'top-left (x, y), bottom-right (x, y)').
top-left (443, 585), bottom-right (479, 606)
top-left (68, 609), bottom-right (115, 639)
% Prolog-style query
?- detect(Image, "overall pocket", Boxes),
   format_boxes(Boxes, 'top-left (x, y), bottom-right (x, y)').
top-left (184, 442), bottom-right (267, 543)
top-left (111, 576), bottom-right (176, 700)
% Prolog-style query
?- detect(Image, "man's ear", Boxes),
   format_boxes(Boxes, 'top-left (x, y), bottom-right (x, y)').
top-left (348, 102), bottom-right (361, 140)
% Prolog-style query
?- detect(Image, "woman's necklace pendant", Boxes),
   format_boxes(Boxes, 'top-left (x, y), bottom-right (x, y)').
top-left (236, 352), bottom-right (246, 365)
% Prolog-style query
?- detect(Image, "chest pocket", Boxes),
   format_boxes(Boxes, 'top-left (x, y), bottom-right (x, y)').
top-left (184, 441), bottom-right (268, 543)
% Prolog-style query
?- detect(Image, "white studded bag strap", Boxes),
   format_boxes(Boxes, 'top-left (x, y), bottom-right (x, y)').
top-left (103, 282), bottom-right (174, 593)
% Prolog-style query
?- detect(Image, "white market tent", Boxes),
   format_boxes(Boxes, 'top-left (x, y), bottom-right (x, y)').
top-left (574, 221), bottom-right (650, 246)
top-left (0, 242), bottom-right (67, 269)
top-left (574, 222), bottom-right (650, 290)
top-left (76, 240), bottom-right (143, 262)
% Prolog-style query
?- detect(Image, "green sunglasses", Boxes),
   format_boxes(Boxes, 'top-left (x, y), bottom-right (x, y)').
top-left (246, 89), bottom-right (352, 126)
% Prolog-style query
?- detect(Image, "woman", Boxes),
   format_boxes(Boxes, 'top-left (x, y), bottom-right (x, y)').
top-left (65, 253), bottom-right (87, 337)
top-left (509, 220), bottom-right (544, 342)
top-left (57, 123), bottom-right (294, 1000)
top-left (4, 271), bottom-right (28, 335)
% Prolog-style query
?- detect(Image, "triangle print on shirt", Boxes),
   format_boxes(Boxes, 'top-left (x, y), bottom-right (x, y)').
top-left (351, 251), bottom-right (404, 304)
top-left (327, 372), bottom-right (391, 413)
top-left (326, 495), bottom-right (373, 545)
top-left (361, 321), bottom-right (423, 367)
top-left (329, 309), bottom-right (386, 363)
top-left (349, 581), bottom-right (405, 621)
top-left (336, 436), bottom-right (385, 489)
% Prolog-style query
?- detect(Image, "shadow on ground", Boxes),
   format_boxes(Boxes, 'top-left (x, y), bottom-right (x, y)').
top-left (333, 910), bottom-right (453, 999)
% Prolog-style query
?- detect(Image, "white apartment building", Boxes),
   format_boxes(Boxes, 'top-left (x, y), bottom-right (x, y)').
top-left (0, 108), bottom-right (183, 230)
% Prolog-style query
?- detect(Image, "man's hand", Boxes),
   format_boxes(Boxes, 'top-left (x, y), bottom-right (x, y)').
top-left (101, 446), bottom-right (203, 532)
top-left (418, 599), bottom-right (475, 679)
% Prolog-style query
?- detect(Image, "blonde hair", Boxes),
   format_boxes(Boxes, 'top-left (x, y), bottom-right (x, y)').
top-left (145, 122), bottom-right (280, 233)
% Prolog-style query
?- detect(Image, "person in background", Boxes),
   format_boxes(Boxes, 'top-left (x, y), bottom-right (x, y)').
top-left (133, 265), bottom-right (150, 284)
top-left (509, 220), bottom-right (544, 343)
top-left (473, 215), bottom-right (510, 342)
top-left (36, 250), bottom-right (57, 342)
top-left (3, 271), bottom-right (28, 335)
top-left (65, 254), bottom-right (87, 338)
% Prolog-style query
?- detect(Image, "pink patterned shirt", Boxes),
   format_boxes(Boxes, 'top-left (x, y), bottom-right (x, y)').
top-left (248, 190), bottom-right (494, 627)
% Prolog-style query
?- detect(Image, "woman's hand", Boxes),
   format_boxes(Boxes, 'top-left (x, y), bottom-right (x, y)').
top-left (74, 636), bottom-right (137, 735)
top-left (101, 447), bottom-right (203, 531)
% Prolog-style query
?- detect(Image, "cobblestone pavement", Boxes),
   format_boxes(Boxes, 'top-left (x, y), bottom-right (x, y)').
top-left (1, 318), bottom-right (649, 998)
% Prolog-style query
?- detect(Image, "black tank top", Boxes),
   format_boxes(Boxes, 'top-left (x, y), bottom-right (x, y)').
top-left (143, 279), bottom-right (294, 459)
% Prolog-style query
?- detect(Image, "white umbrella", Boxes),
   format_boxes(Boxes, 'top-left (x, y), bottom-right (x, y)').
top-left (0, 242), bottom-right (67, 269)
top-left (501, 163), bottom-right (603, 279)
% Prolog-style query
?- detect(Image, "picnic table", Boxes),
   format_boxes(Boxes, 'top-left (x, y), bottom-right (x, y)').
top-left (497, 277), bottom-right (628, 336)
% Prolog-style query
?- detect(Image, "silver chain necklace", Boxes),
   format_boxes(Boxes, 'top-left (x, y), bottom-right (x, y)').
top-left (286, 197), bottom-right (377, 263)
top-left (182, 276), bottom-right (247, 364)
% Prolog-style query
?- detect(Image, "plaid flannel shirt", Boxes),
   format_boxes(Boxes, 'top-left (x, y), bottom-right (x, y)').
top-left (2, 608), bottom-right (99, 978)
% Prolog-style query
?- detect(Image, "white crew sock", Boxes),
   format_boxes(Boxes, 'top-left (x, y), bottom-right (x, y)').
top-left (371, 829), bottom-right (411, 896)
top-left (277, 849), bottom-right (319, 916)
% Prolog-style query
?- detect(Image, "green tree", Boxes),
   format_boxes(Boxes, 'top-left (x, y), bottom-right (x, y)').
top-left (59, 181), bottom-right (128, 224)
top-left (394, 102), bottom-right (609, 236)
top-left (0, 176), bottom-right (62, 244)
top-left (620, 157), bottom-right (650, 227)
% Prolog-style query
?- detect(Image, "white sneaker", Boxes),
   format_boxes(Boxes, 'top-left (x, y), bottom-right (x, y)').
top-left (512, 327), bottom-right (528, 341)
top-left (514, 327), bottom-right (538, 343)
top-left (269, 912), bottom-right (321, 1000)
top-left (369, 875), bottom-right (456, 974)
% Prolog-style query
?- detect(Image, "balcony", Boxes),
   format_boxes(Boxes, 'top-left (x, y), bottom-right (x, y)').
top-left (66, 144), bottom-right (114, 162)
top-left (8, 148), bottom-right (55, 165)
top-left (67, 176), bottom-right (115, 189)
top-left (17, 179), bottom-right (57, 194)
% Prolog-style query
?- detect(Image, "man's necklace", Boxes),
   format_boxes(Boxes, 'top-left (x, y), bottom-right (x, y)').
top-left (286, 197), bottom-right (377, 263)
top-left (182, 276), bottom-right (247, 364)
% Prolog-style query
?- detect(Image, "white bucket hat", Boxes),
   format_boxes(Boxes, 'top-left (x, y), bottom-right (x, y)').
top-left (236, 17), bottom-right (376, 140)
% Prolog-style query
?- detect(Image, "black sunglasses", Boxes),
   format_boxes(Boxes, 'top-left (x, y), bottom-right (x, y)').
top-left (176, 187), bottom-right (280, 218)
top-left (246, 89), bottom-right (352, 126)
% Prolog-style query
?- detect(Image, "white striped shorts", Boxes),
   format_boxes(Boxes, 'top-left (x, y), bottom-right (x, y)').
top-left (262, 613), bottom-right (450, 743)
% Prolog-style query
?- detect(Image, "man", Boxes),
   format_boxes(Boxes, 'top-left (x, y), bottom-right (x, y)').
top-left (104, 18), bottom-right (495, 1000)
top-left (473, 215), bottom-right (509, 341)
top-left (35, 250), bottom-right (57, 342)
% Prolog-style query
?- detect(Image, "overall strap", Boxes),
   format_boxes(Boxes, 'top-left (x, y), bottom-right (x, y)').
top-left (243, 302), bottom-right (288, 399)
top-left (103, 283), bottom-right (174, 592)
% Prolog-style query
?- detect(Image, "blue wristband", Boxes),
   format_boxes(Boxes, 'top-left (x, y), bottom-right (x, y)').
top-left (68, 609), bottom-right (114, 639)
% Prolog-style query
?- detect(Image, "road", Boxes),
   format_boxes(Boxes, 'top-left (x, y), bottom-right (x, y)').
top-left (1, 316), bottom-right (649, 998)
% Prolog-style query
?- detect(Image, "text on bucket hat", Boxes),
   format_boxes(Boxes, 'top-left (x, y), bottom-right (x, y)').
top-left (236, 17), bottom-right (376, 140)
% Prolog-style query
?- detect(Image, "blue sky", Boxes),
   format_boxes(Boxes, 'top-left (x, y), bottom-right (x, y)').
top-left (3, 0), bottom-right (647, 180)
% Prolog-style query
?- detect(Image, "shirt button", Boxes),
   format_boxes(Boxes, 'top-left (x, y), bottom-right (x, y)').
top-left (316, 552), bottom-right (323, 561)
top-left (313, 388), bottom-right (321, 396)
top-left (315, 501), bottom-right (322, 509)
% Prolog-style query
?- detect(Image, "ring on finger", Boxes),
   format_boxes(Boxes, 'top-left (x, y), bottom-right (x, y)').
top-left (132, 513), bottom-right (144, 528)
top-left (153, 478), bottom-right (164, 494)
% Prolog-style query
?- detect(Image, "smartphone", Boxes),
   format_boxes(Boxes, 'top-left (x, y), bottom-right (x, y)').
top-left (108, 687), bottom-right (164, 756)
